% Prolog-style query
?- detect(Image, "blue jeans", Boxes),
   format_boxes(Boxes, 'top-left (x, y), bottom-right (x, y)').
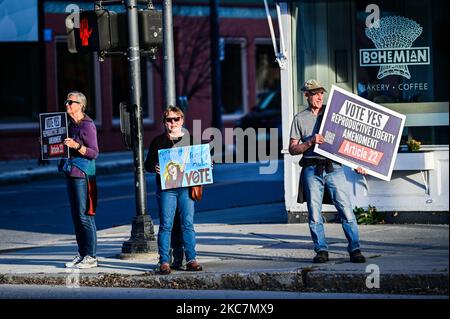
top-left (171, 211), bottom-right (184, 265)
top-left (156, 187), bottom-right (197, 264)
top-left (302, 163), bottom-right (361, 253)
top-left (67, 177), bottom-right (97, 257)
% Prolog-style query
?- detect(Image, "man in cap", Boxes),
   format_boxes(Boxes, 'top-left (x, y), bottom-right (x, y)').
top-left (289, 79), bottom-right (366, 264)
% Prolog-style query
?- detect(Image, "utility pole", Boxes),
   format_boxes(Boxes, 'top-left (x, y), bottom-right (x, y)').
top-left (210, 0), bottom-right (223, 130)
top-left (121, 0), bottom-right (157, 257)
top-left (163, 0), bottom-right (177, 107)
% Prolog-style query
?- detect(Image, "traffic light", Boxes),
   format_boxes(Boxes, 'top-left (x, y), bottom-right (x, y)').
top-left (138, 9), bottom-right (163, 47)
top-left (117, 9), bottom-right (163, 50)
top-left (66, 9), bottom-right (119, 53)
top-left (66, 9), bottom-right (162, 54)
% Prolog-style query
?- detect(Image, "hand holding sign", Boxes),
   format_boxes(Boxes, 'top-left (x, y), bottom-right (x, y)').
top-left (354, 167), bottom-right (368, 175)
top-left (312, 134), bottom-right (324, 145)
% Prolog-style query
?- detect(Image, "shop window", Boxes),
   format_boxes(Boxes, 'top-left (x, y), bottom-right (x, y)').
top-left (256, 40), bottom-right (280, 94)
top-left (56, 41), bottom-right (98, 120)
top-left (111, 56), bottom-right (153, 123)
top-left (356, 1), bottom-right (448, 104)
top-left (221, 40), bottom-right (246, 117)
top-left (407, 126), bottom-right (449, 146)
top-left (355, 1), bottom-right (449, 146)
top-left (0, 43), bottom-right (43, 125)
top-left (293, 1), bottom-right (448, 146)
top-left (255, 42), bottom-right (280, 96)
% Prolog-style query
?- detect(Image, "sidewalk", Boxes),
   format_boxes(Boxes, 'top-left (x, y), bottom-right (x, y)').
top-left (0, 222), bottom-right (448, 294)
top-left (0, 153), bottom-right (448, 295)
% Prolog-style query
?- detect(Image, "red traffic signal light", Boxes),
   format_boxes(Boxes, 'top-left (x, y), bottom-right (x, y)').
top-left (77, 11), bottom-right (99, 52)
top-left (66, 9), bottom-right (119, 53)
top-left (66, 9), bottom-right (162, 54)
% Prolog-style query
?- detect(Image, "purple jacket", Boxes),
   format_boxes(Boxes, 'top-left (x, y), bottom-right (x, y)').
top-left (68, 115), bottom-right (99, 178)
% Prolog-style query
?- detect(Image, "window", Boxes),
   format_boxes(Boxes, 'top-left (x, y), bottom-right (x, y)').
top-left (221, 39), bottom-right (247, 117)
top-left (255, 41), bottom-right (280, 96)
top-left (355, 1), bottom-right (449, 146)
top-left (356, 1), bottom-right (448, 104)
top-left (0, 43), bottom-right (43, 126)
top-left (56, 41), bottom-right (98, 121)
top-left (292, 0), bottom-right (448, 145)
top-left (111, 56), bottom-right (154, 123)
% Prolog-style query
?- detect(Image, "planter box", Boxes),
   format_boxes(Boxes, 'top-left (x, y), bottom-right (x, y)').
top-left (393, 151), bottom-right (435, 170)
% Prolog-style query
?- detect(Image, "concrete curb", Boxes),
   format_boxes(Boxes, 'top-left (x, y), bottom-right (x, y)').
top-left (304, 271), bottom-right (449, 294)
top-left (1, 270), bottom-right (447, 295)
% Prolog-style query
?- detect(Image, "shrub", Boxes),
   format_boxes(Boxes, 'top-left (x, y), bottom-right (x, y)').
top-left (407, 139), bottom-right (421, 152)
top-left (353, 205), bottom-right (385, 225)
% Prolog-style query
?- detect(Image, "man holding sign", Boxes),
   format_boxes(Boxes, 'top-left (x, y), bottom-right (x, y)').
top-left (289, 80), bottom-right (366, 264)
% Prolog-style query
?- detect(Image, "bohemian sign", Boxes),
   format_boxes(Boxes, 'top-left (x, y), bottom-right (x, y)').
top-left (158, 144), bottom-right (213, 190)
top-left (315, 85), bottom-right (406, 181)
top-left (39, 112), bottom-right (69, 160)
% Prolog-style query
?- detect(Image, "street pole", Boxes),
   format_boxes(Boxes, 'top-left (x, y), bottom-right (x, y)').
top-left (121, 0), bottom-right (157, 257)
top-left (210, 0), bottom-right (223, 131)
top-left (163, 0), bottom-right (176, 107)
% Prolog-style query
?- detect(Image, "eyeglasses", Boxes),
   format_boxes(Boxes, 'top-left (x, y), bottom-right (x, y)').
top-left (65, 100), bottom-right (81, 106)
top-left (165, 117), bottom-right (181, 123)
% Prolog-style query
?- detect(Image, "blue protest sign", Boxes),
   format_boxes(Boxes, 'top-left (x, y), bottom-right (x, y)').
top-left (158, 144), bottom-right (213, 190)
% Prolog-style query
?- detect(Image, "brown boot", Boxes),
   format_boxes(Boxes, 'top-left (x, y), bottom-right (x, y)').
top-left (186, 260), bottom-right (203, 271)
top-left (159, 263), bottom-right (171, 275)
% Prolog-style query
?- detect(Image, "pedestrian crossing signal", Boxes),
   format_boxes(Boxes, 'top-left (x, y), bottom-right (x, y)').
top-left (66, 9), bottom-right (119, 53)
top-left (66, 9), bottom-right (162, 54)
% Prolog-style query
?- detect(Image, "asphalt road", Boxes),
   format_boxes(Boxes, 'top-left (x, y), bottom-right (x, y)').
top-left (0, 284), bottom-right (446, 299)
top-left (0, 162), bottom-right (285, 235)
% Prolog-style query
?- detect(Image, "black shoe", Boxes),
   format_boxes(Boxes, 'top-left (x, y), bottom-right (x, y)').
top-left (350, 249), bottom-right (366, 263)
top-left (313, 251), bottom-right (329, 263)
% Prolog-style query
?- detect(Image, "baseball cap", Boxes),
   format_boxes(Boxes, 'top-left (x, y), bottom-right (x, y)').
top-left (301, 79), bottom-right (327, 92)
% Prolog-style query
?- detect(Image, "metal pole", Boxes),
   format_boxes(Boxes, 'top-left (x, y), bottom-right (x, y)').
top-left (210, 0), bottom-right (223, 130)
top-left (121, 0), bottom-right (157, 257)
top-left (163, 0), bottom-right (176, 107)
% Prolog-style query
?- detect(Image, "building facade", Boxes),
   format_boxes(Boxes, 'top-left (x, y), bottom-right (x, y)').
top-left (277, 0), bottom-right (449, 223)
top-left (0, 0), bottom-right (280, 160)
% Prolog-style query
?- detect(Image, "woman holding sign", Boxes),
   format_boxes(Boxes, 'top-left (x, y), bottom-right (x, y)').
top-left (59, 91), bottom-right (99, 269)
top-left (144, 106), bottom-right (203, 275)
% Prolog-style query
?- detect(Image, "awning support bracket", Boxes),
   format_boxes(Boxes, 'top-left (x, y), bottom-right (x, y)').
top-left (263, 0), bottom-right (288, 70)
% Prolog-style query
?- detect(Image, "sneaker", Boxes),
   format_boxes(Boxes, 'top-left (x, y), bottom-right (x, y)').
top-left (65, 255), bottom-right (83, 268)
top-left (75, 256), bottom-right (98, 269)
top-left (350, 249), bottom-right (366, 263)
top-left (312, 251), bottom-right (329, 263)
